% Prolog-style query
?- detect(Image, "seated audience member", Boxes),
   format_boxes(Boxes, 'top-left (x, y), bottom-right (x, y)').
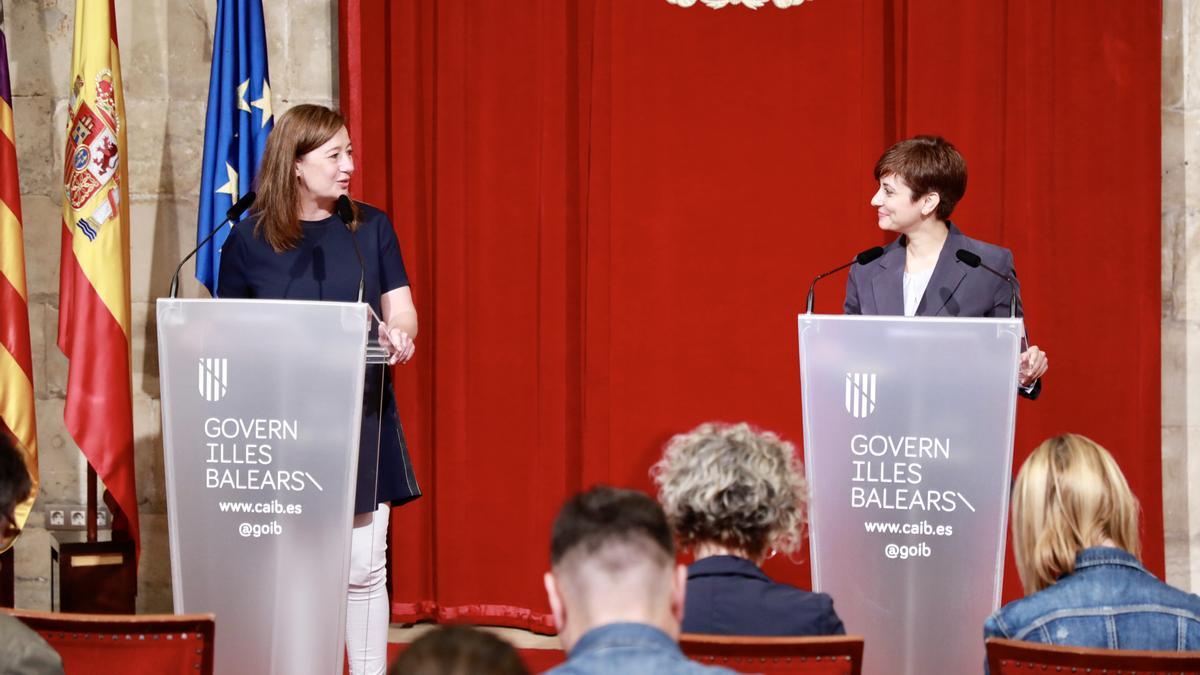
top-left (984, 434), bottom-right (1200, 652)
top-left (389, 625), bottom-right (528, 675)
top-left (0, 432), bottom-right (65, 675)
top-left (542, 485), bottom-right (735, 674)
top-left (652, 422), bottom-right (844, 636)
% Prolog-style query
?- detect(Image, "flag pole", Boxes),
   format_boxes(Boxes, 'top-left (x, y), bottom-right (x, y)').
top-left (86, 466), bottom-right (97, 543)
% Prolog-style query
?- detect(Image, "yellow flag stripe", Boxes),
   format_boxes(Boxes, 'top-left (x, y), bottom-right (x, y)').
top-left (0, 345), bottom-right (37, 458)
top-left (0, 201), bottom-right (27, 301)
top-left (0, 342), bottom-right (39, 539)
top-left (0, 98), bottom-right (12, 145)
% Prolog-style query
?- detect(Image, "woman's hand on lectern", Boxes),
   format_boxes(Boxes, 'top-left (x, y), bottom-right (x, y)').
top-left (378, 323), bottom-right (415, 365)
top-left (379, 286), bottom-right (418, 365)
top-left (1019, 346), bottom-right (1048, 387)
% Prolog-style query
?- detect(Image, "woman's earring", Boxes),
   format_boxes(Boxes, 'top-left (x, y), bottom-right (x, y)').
top-left (766, 548), bottom-right (778, 560)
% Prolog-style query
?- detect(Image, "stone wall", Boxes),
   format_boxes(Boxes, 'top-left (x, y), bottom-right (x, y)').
top-left (1163, 0), bottom-right (1200, 593)
top-left (7, 0), bottom-right (336, 613)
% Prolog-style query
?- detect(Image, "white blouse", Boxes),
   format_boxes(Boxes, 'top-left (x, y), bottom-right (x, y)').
top-left (903, 267), bottom-right (935, 317)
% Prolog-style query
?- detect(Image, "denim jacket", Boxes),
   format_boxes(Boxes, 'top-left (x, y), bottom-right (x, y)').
top-left (984, 547), bottom-right (1200, 652)
top-left (543, 622), bottom-right (736, 675)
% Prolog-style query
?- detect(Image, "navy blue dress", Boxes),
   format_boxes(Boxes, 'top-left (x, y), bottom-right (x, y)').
top-left (217, 202), bottom-right (422, 515)
top-left (683, 556), bottom-right (845, 637)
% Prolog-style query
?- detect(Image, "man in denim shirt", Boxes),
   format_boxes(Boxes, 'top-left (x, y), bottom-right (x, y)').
top-left (983, 434), bottom-right (1200, 671)
top-left (542, 486), bottom-right (735, 675)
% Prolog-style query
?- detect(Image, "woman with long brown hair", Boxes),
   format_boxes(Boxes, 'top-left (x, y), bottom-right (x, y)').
top-left (219, 104), bottom-right (420, 675)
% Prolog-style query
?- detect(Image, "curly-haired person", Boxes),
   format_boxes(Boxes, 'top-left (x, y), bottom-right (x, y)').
top-left (652, 422), bottom-right (844, 637)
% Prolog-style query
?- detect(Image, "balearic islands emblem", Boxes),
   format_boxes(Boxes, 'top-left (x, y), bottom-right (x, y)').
top-left (198, 358), bottom-right (229, 403)
top-left (845, 372), bottom-right (877, 419)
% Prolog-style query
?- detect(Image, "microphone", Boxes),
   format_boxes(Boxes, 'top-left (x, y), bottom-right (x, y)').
top-left (169, 191), bottom-right (256, 298)
top-left (805, 246), bottom-right (884, 314)
top-left (336, 195), bottom-right (366, 304)
top-left (955, 249), bottom-right (1017, 318)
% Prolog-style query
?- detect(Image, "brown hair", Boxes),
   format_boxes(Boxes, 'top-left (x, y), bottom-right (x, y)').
top-left (550, 485), bottom-right (675, 569)
top-left (252, 104), bottom-right (359, 252)
top-left (389, 626), bottom-right (529, 675)
top-left (874, 135), bottom-right (967, 221)
top-left (0, 430), bottom-right (32, 524)
top-left (1010, 434), bottom-right (1141, 594)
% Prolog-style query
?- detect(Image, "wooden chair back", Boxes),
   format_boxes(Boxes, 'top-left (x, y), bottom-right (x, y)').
top-left (986, 637), bottom-right (1200, 674)
top-left (4, 608), bottom-right (215, 675)
top-left (681, 633), bottom-right (864, 674)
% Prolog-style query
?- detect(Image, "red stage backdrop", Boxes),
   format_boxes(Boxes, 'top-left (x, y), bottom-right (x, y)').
top-left (339, 0), bottom-right (1161, 631)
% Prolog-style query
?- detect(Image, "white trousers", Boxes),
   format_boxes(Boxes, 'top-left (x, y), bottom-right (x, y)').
top-left (346, 503), bottom-right (390, 675)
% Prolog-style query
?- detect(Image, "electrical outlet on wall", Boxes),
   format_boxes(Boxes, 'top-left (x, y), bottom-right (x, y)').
top-left (43, 504), bottom-right (112, 531)
top-left (47, 508), bottom-right (66, 528)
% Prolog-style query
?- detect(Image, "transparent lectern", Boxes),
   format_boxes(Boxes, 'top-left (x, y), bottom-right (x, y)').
top-left (157, 298), bottom-right (387, 675)
top-left (798, 314), bottom-right (1022, 675)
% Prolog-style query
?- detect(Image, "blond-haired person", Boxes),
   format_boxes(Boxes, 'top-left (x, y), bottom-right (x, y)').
top-left (984, 434), bottom-right (1200, 657)
top-left (652, 422), bottom-right (844, 636)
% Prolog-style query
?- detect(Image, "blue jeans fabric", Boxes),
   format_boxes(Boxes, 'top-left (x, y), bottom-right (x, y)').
top-left (984, 547), bottom-right (1200, 652)
top-left (543, 623), bottom-right (736, 675)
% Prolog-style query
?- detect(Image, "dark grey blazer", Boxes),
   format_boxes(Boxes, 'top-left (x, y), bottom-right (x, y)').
top-left (844, 222), bottom-right (1041, 399)
top-left (682, 556), bottom-right (845, 637)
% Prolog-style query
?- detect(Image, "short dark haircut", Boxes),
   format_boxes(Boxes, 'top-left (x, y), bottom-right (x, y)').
top-left (550, 485), bottom-right (675, 567)
top-left (389, 625), bottom-right (529, 675)
top-left (874, 135), bottom-right (967, 221)
top-left (0, 430), bottom-right (32, 521)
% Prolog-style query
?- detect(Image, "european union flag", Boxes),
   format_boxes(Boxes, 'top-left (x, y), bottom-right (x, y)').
top-left (196, 0), bottom-right (272, 295)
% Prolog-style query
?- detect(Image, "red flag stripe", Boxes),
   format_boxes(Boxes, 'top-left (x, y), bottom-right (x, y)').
top-left (0, 132), bottom-right (22, 221)
top-left (0, 273), bottom-right (32, 381)
top-left (107, 0), bottom-right (120, 46)
top-left (57, 222), bottom-right (137, 546)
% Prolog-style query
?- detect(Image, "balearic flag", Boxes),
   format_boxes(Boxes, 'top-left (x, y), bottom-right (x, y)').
top-left (58, 0), bottom-right (139, 556)
top-left (0, 5), bottom-right (40, 550)
top-left (196, 0), bottom-right (273, 295)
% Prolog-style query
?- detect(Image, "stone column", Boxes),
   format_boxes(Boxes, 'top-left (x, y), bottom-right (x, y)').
top-left (1163, 0), bottom-right (1200, 593)
top-left (6, 0), bottom-right (336, 612)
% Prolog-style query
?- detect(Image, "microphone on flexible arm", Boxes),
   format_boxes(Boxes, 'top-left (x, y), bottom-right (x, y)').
top-left (805, 246), bottom-right (885, 314)
top-left (339, 195), bottom-right (390, 366)
top-left (336, 194), bottom-right (366, 305)
top-left (954, 249), bottom-right (1017, 319)
top-left (169, 191), bottom-right (256, 299)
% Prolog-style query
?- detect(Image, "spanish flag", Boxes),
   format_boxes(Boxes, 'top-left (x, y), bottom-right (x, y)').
top-left (58, 0), bottom-right (139, 556)
top-left (0, 6), bottom-right (39, 551)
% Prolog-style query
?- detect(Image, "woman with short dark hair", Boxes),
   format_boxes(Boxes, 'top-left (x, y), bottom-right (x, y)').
top-left (845, 135), bottom-right (1049, 397)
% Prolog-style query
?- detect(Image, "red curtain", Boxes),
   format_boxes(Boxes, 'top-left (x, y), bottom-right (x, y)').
top-left (339, 0), bottom-right (1161, 629)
